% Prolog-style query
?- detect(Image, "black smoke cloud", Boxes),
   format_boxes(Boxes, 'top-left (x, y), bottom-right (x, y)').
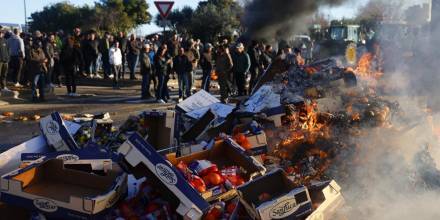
top-left (242, 0), bottom-right (348, 40)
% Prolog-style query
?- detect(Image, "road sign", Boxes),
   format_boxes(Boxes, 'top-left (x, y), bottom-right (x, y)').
top-left (154, 1), bottom-right (174, 19)
top-left (158, 20), bottom-right (171, 28)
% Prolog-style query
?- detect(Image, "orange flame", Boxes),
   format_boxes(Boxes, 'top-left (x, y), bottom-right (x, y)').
top-left (355, 52), bottom-right (383, 79)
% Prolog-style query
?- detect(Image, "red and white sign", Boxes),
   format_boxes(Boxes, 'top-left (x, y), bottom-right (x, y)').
top-left (154, 1), bottom-right (175, 19)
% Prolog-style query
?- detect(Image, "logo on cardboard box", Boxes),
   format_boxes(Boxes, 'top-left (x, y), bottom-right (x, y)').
top-left (33, 198), bottom-right (58, 212)
top-left (56, 154), bottom-right (80, 162)
top-left (46, 121), bottom-right (59, 135)
top-left (155, 163), bottom-right (177, 185)
top-left (269, 198), bottom-right (298, 219)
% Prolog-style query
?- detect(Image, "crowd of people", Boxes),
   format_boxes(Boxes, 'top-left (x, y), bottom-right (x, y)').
top-left (0, 25), bottom-right (307, 103)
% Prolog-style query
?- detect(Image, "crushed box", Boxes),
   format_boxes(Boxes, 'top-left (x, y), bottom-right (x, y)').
top-left (0, 157), bottom-right (127, 220)
top-left (237, 169), bottom-right (313, 220)
top-left (306, 180), bottom-right (345, 220)
top-left (40, 112), bottom-right (79, 151)
top-left (117, 133), bottom-right (210, 220)
top-left (20, 148), bottom-right (114, 171)
top-left (245, 131), bottom-right (268, 156)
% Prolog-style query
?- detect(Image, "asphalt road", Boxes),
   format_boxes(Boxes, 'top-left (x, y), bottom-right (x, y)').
top-left (0, 75), bottom-right (215, 150)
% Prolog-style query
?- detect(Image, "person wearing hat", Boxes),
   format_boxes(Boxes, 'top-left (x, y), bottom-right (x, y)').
top-left (140, 43), bottom-right (153, 99)
top-left (231, 42), bottom-right (251, 96)
top-left (0, 26), bottom-right (10, 91)
top-left (200, 43), bottom-right (214, 92)
top-left (215, 45), bottom-right (233, 103)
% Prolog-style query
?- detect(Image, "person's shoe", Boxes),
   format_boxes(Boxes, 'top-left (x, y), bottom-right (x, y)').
top-left (157, 99), bottom-right (166, 104)
top-left (95, 74), bottom-right (103, 79)
top-left (178, 98), bottom-right (183, 103)
top-left (1, 88), bottom-right (11, 92)
top-left (71, 93), bottom-right (80, 97)
top-left (14, 83), bottom-right (23, 88)
top-left (109, 74), bottom-right (115, 79)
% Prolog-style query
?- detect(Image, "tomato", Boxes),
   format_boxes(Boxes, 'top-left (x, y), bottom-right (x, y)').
top-left (203, 207), bottom-right (222, 220)
top-left (205, 172), bottom-right (224, 186)
top-left (189, 175), bottom-right (206, 193)
top-left (226, 202), bottom-right (237, 214)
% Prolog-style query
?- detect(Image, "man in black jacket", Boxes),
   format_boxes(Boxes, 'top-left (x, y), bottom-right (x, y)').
top-left (117, 32), bottom-right (128, 79)
top-left (248, 40), bottom-right (261, 93)
top-left (173, 47), bottom-right (192, 101)
top-left (0, 27), bottom-right (9, 91)
top-left (84, 32), bottom-right (100, 78)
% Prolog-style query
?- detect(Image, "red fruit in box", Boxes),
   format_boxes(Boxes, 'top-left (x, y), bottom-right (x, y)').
top-left (241, 139), bottom-right (252, 150)
top-left (235, 133), bottom-right (246, 143)
top-left (226, 202), bottom-right (237, 214)
top-left (176, 161), bottom-right (188, 173)
top-left (145, 202), bottom-right (160, 214)
top-left (258, 193), bottom-right (272, 202)
top-left (189, 175), bottom-right (206, 193)
top-left (119, 202), bottom-right (135, 218)
top-left (203, 205), bottom-right (223, 220)
top-left (204, 172), bottom-right (224, 186)
top-left (226, 175), bottom-right (245, 186)
top-left (189, 160), bottom-right (219, 176)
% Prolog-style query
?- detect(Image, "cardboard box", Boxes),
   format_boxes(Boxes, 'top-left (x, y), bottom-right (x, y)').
top-left (140, 110), bottom-right (175, 151)
top-left (264, 106), bottom-right (286, 128)
top-left (40, 112), bottom-right (80, 151)
top-left (306, 181), bottom-right (345, 220)
top-left (166, 137), bottom-right (266, 202)
top-left (181, 110), bottom-right (216, 143)
top-left (117, 133), bottom-right (210, 220)
top-left (245, 131), bottom-right (268, 156)
top-left (20, 148), bottom-right (114, 171)
top-left (237, 169), bottom-right (313, 220)
top-left (0, 121), bottom-right (81, 176)
top-left (0, 158), bottom-right (127, 220)
top-left (177, 90), bottom-right (220, 113)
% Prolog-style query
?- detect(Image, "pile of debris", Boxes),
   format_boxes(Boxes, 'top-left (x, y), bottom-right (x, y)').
top-left (0, 56), bottom-right (408, 220)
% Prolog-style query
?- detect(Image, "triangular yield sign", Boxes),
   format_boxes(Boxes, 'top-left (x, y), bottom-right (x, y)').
top-left (154, 1), bottom-right (175, 19)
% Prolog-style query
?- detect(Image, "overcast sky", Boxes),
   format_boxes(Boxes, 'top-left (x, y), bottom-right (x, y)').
top-left (0, 0), bottom-right (372, 34)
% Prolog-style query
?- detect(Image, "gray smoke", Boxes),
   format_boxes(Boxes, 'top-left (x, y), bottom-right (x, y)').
top-left (242, 0), bottom-right (348, 40)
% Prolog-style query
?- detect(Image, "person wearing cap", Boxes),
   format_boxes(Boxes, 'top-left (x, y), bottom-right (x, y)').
top-left (140, 43), bottom-right (153, 99)
top-left (109, 41), bottom-right (123, 89)
top-left (215, 45), bottom-right (233, 103)
top-left (29, 40), bottom-right (47, 102)
top-left (200, 43), bottom-right (214, 92)
top-left (0, 27), bottom-right (10, 91)
top-left (7, 28), bottom-right (25, 87)
top-left (231, 42), bottom-right (251, 96)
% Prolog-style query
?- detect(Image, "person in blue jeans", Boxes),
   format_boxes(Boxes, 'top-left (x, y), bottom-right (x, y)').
top-left (140, 44), bottom-right (152, 99)
top-left (29, 40), bottom-right (47, 102)
top-left (200, 43), bottom-right (214, 92)
top-left (173, 47), bottom-right (192, 101)
top-left (154, 45), bottom-right (172, 103)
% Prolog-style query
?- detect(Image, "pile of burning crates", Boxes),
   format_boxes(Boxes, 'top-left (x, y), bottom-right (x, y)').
top-left (0, 61), bottom-right (355, 220)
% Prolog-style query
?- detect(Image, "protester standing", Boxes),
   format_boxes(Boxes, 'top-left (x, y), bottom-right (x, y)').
top-left (127, 34), bottom-right (141, 80)
top-left (29, 40), bottom-right (47, 102)
top-left (99, 32), bottom-right (111, 79)
top-left (61, 37), bottom-right (81, 96)
top-left (232, 43), bottom-right (251, 96)
top-left (117, 32), bottom-right (128, 79)
top-left (44, 33), bottom-right (56, 88)
top-left (84, 32), bottom-right (100, 78)
top-left (173, 47), bottom-right (192, 101)
top-left (0, 28), bottom-right (9, 91)
top-left (7, 28), bottom-right (25, 87)
top-left (200, 43), bottom-right (214, 92)
top-left (109, 41), bottom-right (123, 89)
top-left (215, 45), bottom-right (233, 103)
top-left (154, 45), bottom-right (172, 103)
top-left (140, 44), bottom-right (153, 99)
top-left (248, 40), bottom-right (261, 92)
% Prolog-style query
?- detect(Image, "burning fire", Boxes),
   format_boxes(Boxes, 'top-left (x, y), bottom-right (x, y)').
top-left (355, 52), bottom-right (384, 79)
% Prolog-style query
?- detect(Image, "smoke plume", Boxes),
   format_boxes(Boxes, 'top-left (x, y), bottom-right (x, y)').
top-left (242, 0), bottom-right (348, 40)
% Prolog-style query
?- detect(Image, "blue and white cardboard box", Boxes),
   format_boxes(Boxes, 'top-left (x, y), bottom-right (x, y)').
top-left (245, 131), bottom-right (269, 156)
top-left (117, 133), bottom-right (210, 220)
top-left (306, 180), bottom-right (345, 220)
top-left (0, 154), bottom-right (127, 220)
top-left (20, 147), bottom-right (114, 171)
top-left (0, 121), bottom-right (81, 176)
top-left (237, 169), bottom-right (313, 220)
top-left (176, 90), bottom-right (221, 113)
top-left (39, 112), bottom-right (80, 151)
